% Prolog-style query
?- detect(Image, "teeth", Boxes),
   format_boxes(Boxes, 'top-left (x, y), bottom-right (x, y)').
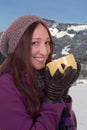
top-left (35, 57), bottom-right (44, 61)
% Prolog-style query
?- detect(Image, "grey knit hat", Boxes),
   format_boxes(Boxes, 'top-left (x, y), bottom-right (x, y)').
top-left (0, 15), bottom-right (48, 57)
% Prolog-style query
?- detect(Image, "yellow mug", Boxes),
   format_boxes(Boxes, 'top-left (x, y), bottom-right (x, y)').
top-left (46, 54), bottom-right (77, 76)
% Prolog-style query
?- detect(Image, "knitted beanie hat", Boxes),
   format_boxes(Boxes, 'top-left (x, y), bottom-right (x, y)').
top-left (0, 15), bottom-right (48, 57)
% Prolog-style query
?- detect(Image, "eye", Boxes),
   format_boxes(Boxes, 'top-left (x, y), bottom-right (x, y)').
top-left (32, 41), bottom-right (39, 46)
top-left (45, 41), bottom-right (51, 45)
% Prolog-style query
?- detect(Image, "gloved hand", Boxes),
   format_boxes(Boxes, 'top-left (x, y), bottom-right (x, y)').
top-left (62, 62), bottom-right (81, 102)
top-left (44, 62), bottom-right (81, 103)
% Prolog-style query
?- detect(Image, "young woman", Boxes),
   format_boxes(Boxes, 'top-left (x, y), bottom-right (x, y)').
top-left (0, 15), bottom-right (80, 130)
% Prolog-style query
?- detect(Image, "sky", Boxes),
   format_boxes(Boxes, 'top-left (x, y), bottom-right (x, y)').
top-left (0, 0), bottom-right (87, 31)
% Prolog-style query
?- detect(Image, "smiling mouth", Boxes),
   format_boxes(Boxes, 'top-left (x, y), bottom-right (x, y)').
top-left (34, 57), bottom-right (45, 61)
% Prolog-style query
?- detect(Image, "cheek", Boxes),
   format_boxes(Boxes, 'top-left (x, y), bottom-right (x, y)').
top-left (31, 46), bottom-right (37, 55)
top-left (47, 46), bottom-right (51, 55)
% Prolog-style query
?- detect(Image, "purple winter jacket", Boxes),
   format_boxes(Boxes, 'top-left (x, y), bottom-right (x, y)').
top-left (0, 73), bottom-right (76, 130)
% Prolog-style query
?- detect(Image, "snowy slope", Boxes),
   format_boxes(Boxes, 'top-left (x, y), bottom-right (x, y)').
top-left (69, 81), bottom-right (87, 130)
top-left (49, 23), bottom-right (87, 39)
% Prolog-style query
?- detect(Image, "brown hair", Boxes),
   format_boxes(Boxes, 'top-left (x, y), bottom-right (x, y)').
top-left (0, 21), bottom-right (54, 119)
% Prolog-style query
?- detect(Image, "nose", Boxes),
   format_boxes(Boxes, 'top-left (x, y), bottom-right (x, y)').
top-left (39, 44), bottom-right (48, 55)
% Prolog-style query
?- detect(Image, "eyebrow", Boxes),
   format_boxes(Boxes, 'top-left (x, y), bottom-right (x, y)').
top-left (32, 37), bottom-right (50, 40)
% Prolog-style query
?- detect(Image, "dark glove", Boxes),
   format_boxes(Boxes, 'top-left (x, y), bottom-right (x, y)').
top-left (62, 62), bottom-right (81, 102)
top-left (44, 62), bottom-right (81, 103)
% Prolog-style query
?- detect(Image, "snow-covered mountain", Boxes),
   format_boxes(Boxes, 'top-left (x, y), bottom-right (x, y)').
top-left (43, 19), bottom-right (87, 78)
top-left (0, 19), bottom-right (87, 78)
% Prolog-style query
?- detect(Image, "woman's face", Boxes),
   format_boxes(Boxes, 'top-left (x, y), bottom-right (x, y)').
top-left (30, 23), bottom-right (51, 70)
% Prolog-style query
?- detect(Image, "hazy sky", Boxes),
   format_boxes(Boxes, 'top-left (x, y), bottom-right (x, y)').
top-left (0, 0), bottom-right (87, 31)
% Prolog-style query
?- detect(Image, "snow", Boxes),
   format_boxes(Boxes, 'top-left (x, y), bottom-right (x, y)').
top-left (69, 80), bottom-right (87, 130)
top-left (61, 45), bottom-right (71, 55)
top-left (67, 24), bottom-right (87, 32)
top-left (49, 23), bottom-right (87, 39)
top-left (49, 27), bottom-right (75, 38)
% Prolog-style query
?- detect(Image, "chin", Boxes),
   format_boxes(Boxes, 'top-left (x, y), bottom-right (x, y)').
top-left (35, 66), bottom-right (45, 70)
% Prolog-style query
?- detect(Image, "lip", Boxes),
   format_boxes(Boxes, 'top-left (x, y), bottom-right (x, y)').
top-left (33, 57), bottom-right (46, 65)
top-left (31, 56), bottom-right (47, 69)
